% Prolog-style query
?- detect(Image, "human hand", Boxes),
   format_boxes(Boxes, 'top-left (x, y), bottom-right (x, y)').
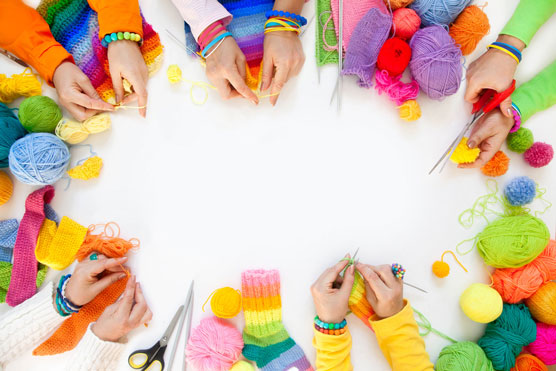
top-left (65, 253), bottom-right (128, 307)
top-left (310, 255), bottom-right (355, 324)
top-left (356, 264), bottom-right (403, 319)
top-left (261, 31), bottom-right (305, 106)
top-left (92, 275), bottom-right (152, 342)
top-left (458, 108), bottom-right (514, 169)
top-left (52, 61), bottom-right (114, 121)
top-left (107, 40), bottom-right (149, 117)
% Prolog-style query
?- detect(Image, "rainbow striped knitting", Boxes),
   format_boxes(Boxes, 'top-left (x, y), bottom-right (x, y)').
top-left (36, 0), bottom-right (163, 102)
top-left (349, 271), bottom-right (375, 329)
top-left (242, 269), bottom-right (313, 371)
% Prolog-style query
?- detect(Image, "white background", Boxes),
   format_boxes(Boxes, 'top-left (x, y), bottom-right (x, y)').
top-left (2, 0), bottom-right (556, 370)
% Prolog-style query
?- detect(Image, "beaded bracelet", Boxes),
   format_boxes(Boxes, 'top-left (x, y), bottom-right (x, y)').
top-left (510, 103), bottom-right (522, 133)
top-left (487, 42), bottom-right (521, 64)
top-left (266, 10), bottom-right (307, 26)
top-left (101, 32), bottom-right (142, 48)
top-left (61, 274), bottom-right (83, 312)
top-left (314, 316), bottom-right (347, 335)
top-left (54, 274), bottom-right (81, 317)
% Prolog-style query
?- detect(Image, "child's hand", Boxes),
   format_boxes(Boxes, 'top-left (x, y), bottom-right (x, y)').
top-left (261, 31), bottom-right (305, 106)
top-left (107, 40), bottom-right (149, 117)
top-left (458, 108), bottom-right (514, 169)
top-left (206, 36), bottom-right (259, 104)
top-left (310, 256), bottom-right (355, 323)
top-left (356, 264), bottom-right (403, 319)
top-left (52, 61), bottom-right (114, 121)
top-left (92, 275), bottom-right (152, 342)
top-left (65, 254), bottom-right (128, 307)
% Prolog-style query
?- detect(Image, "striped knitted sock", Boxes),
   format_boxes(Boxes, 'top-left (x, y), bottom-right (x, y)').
top-left (348, 271), bottom-right (374, 329)
top-left (242, 269), bottom-right (313, 371)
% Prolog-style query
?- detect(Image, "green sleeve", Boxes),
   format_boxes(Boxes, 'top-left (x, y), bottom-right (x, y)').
top-left (501, 0), bottom-right (556, 46)
top-left (512, 60), bottom-right (556, 122)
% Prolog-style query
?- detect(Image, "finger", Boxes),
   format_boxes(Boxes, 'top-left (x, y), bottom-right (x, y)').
top-left (464, 80), bottom-right (484, 104)
top-left (372, 265), bottom-right (398, 289)
top-left (467, 119), bottom-right (493, 150)
top-left (125, 73), bottom-right (148, 117)
top-left (261, 53), bottom-right (274, 92)
top-left (339, 264), bottom-right (355, 296)
top-left (78, 77), bottom-right (115, 111)
top-left (319, 255), bottom-right (351, 285)
top-left (63, 101), bottom-right (96, 122)
top-left (94, 271), bottom-right (127, 293)
top-left (226, 66), bottom-right (258, 104)
top-left (269, 65), bottom-right (288, 106)
top-left (69, 91), bottom-right (114, 113)
top-left (364, 280), bottom-right (378, 308)
top-left (459, 143), bottom-right (496, 169)
top-left (111, 73), bottom-right (125, 105)
top-left (214, 78), bottom-right (233, 100)
top-left (129, 282), bottom-right (148, 325)
top-left (500, 97), bottom-right (513, 118)
top-left (90, 257), bottom-right (128, 275)
top-left (88, 252), bottom-right (107, 261)
top-left (140, 308), bottom-right (153, 324)
top-left (117, 275), bottom-right (136, 315)
top-left (356, 263), bottom-right (388, 300)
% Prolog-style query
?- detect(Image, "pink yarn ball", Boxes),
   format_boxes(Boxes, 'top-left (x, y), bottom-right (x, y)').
top-left (524, 142), bottom-right (554, 168)
top-left (392, 8), bottom-right (421, 40)
top-left (186, 317), bottom-right (244, 371)
top-left (526, 322), bottom-right (556, 365)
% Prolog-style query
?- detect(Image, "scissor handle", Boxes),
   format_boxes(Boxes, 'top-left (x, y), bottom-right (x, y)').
top-left (471, 80), bottom-right (516, 114)
top-left (129, 342), bottom-right (165, 370)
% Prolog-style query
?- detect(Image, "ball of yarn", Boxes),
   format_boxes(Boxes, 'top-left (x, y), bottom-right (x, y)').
top-left (460, 283), bottom-right (503, 323)
top-left (56, 114), bottom-right (111, 145)
top-left (377, 37), bottom-right (412, 77)
top-left (209, 287), bottom-right (242, 319)
top-left (0, 69), bottom-right (42, 104)
top-left (436, 341), bottom-right (494, 371)
top-left (410, 0), bottom-right (472, 27)
top-left (527, 322), bottom-right (556, 365)
top-left (478, 303), bottom-right (537, 371)
top-left (387, 0), bottom-right (415, 10)
top-left (477, 214), bottom-right (549, 268)
top-left (186, 317), bottom-right (244, 371)
top-left (449, 5), bottom-right (490, 55)
top-left (409, 26), bottom-right (463, 100)
top-left (511, 354), bottom-right (547, 371)
top-left (167, 64), bottom-right (182, 84)
top-left (481, 151), bottom-right (510, 177)
top-left (507, 128), bottom-right (534, 154)
top-left (504, 176), bottom-right (536, 206)
top-left (526, 282), bottom-right (556, 325)
top-left (399, 100), bottom-right (421, 121)
top-left (524, 142), bottom-right (554, 168)
top-left (18, 96), bottom-right (62, 133)
top-left (0, 170), bottom-right (13, 206)
top-left (230, 361), bottom-right (255, 371)
top-left (432, 260), bottom-right (450, 278)
top-left (9, 133), bottom-right (70, 185)
top-left (392, 8), bottom-right (421, 40)
top-left (0, 102), bottom-right (26, 168)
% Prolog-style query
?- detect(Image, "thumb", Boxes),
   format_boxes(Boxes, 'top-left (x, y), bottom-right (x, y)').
top-left (467, 124), bottom-right (491, 149)
top-left (500, 97), bottom-right (513, 118)
top-left (261, 54), bottom-right (274, 92)
top-left (339, 265), bottom-right (355, 296)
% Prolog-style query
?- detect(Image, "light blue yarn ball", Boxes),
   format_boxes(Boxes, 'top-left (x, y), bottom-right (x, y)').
top-left (504, 176), bottom-right (536, 206)
top-left (8, 133), bottom-right (70, 185)
top-left (410, 0), bottom-right (472, 27)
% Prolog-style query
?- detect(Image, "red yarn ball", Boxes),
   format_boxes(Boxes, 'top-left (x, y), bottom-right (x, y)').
top-left (524, 142), bottom-right (554, 168)
top-left (377, 37), bottom-right (412, 77)
top-left (392, 8), bottom-right (421, 40)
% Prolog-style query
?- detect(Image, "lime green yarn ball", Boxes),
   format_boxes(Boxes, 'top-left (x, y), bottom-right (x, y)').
top-left (460, 283), bottom-right (503, 323)
top-left (230, 361), bottom-right (255, 371)
top-left (477, 215), bottom-right (549, 268)
top-left (18, 96), bottom-right (62, 133)
top-left (507, 127), bottom-right (534, 154)
top-left (436, 341), bottom-right (494, 371)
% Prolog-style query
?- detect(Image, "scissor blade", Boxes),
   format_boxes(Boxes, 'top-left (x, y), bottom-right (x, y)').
top-left (403, 281), bottom-right (428, 294)
top-left (161, 305), bottom-right (184, 346)
top-left (182, 294), bottom-right (194, 371)
top-left (167, 281), bottom-right (195, 370)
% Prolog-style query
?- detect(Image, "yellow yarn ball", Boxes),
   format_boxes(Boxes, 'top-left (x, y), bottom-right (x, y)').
top-left (55, 114), bottom-right (111, 144)
top-left (0, 170), bottom-right (13, 206)
top-left (67, 156), bottom-right (103, 180)
top-left (460, 283), bottom-right (503, 323)
top-left (167, 65), bottom-right (183, 84)
top-left (432, 261), bottom-right (450, 278)
top-left (450, 137), bottom-right (480, 164)
top-left (211, 287), bottom-right (242, 318)
top-left (82, 113), bottom-right (111, 134)
top-left (230, 361), bottom-right (255, 371)
top-left (399, 100), bottom-right (421, 122)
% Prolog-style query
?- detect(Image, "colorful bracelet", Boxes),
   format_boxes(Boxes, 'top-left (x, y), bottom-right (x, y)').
top-left (198, 21), bottom-right (226, 50)
top-left (54, 274), bottom-right (81, 317)
top-left (392, 263), bottom-right (406, 279)
top-left (101, 32), bottom-right (142, 48)
top-left (314, 316), bottom-right (347, 335)
top-left (201, 32), bottom-right (232, 59)
top-left (266, 10), bottom-right (307, 26)
top-left (510, 103), bottom-right (522, 133)
top-left (264, 18), bottom-right (301, 35)
top-left (487, 42), bottom-right (521, 64)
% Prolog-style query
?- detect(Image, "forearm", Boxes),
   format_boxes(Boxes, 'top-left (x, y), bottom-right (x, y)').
top-left (172, 0), bottom-right (232, 40)
top-left (273, 0), bottom-right (305, 14)
top-left (512, 60), bottom-right (556, 122)
top-left (501, 0), bottom-right (556, 47)
top-left (312, 327), bottom-right (353, 371)
top-left (87, 0), bottom-right (143, 39)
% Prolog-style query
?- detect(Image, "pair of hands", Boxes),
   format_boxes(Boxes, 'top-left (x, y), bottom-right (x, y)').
top-left (205, 31), bottom-right (305, 106)
top-left (311, 257), bottom-right (404, 324)
top-left (64, 254), bottom-right (152, 342)
top-left (52, 40), bottom-right (148, 121)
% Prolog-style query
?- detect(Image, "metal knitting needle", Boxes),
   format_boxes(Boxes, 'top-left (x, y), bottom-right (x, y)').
top-left (403, 281), bottom-right (428, 294)
top-left (182, 286), bottom-right (194, 371)
top-left (300, 14), bottom-right (315, 37)
top-left (337, 0), bottom-right (343, 111)
top-left (165, 29), bottom-right (201, 58)
top-left (0, 49), bottom-right (28, 67)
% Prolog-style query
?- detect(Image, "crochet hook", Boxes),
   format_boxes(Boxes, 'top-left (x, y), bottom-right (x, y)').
top-left (0, 49), bottom-right (28, 68)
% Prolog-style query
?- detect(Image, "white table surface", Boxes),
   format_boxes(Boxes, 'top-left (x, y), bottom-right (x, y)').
top-left (1, 0), bottom-right (556, 370)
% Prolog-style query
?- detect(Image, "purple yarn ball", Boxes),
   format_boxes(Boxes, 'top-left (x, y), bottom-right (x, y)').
top-left (409, 25), bottom-right (462, 100)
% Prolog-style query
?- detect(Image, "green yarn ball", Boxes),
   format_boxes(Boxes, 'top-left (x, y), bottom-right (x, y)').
top-left (507, 128), bottom-right (534, 154)
top-left (436, 341), bottom-right (493, 371)
top-left (18, 96), bottom-right (62, 133)
top-left (477, 214), bottom-right (549, 268)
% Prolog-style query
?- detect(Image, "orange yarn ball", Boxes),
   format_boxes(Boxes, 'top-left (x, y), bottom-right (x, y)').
top-left (481, 151), bottom-right (509, 177)
top-left (385, 0), bottom-right (414, 10)
top-left (526, 282), bottom-right (556, 325)
top-left (0, 170), bottom-right (13, 206)
top-left (432, 261), bottom-right (450, 278)
top-left (510, 354), bottom-right (547, 371)
top-left (449, 5), bottom-right (490, 56)
top-left (392, 8), bottom-right (421, 40)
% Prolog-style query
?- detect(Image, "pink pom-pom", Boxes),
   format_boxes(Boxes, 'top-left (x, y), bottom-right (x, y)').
top-left (392, 8), bottom-right (421, 40)
top-left (524, 142), bottom-right (554, 168)
top-left (526, 322), bottom-right (556, 365)
top-left (375, 69), bottom-right (419, 106)
top-left (186, 317), bottom-right (244, 371)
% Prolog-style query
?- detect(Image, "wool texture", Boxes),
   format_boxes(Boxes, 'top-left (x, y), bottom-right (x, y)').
top-left (0, 262), bottom-right (48, 303)
top-left (331, 0), bottom-right (381, 52)
top-left (349, 271), bottom-right (374, 328)
top-left (315, 0), bottom-right (339, 66)
top-left (0, 219), bottom-right (19, 263)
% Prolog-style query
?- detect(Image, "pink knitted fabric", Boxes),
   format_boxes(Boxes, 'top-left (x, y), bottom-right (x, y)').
top-left (6, 186), bottom-right (55, 306)
top-left (331, 0), bottom-right (384, 51)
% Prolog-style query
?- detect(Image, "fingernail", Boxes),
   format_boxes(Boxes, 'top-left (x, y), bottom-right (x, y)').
top-left (119, 273), bottom-right (126, 279)
top-left (507, 108), bottom-right (512, 116)
top-left (251, 99), bottom-right (257, 105)
top-left (468, 140), bottom-right (476, 148)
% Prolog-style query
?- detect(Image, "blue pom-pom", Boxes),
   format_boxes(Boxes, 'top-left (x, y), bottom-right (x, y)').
top-left (504, 176), bottom-right (536, 206)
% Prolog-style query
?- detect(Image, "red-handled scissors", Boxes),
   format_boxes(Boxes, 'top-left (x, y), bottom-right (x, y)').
top-left (429, 80), bottom-right (516, 174)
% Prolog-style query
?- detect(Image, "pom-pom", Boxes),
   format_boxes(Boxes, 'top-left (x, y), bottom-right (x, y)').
top-left (436, 341), bottom-right (493, 371)
top-left (481, 151), bottom-right (510, 177)
top-left (450, 137), bottom-right (480, 164)
top-left (18, 96), bottom-right (62, 133)
top-left (399, 100), bottom-right (421, 122)
top-left (449, 5), bottom-right (490, 55)
top-left (206, 287), bottom-right (242, 319)
top-left (0, 102), bottom-right (26, 168)
top-left (186, 317), bottom-right (244, 371)
top-left (0, 170), bottom-right (13, 206)
top-left (167, 64), bottom-right (183, 84)
top-left (230, 361), bottom-right (255, 371)
top-left (511, 354), bottom-right (547, 371)
top-left (526, 322), bottom-right (556, 366)
top-left (375, 70), bottom-right (419, 106)
top-left (67, 156), bottom-right (103, 180)
top-left (507, 128), bottom-right (534, 153)
top-left (432, 261), bottom-right (450, 278)
top-left (387, 0), bottom-right (415, 10)
top-left (504, 176), bottom-right (536, 206)
top-left (524, 142), bottom-right (554, 168)
top-left (392, 8), bottom-right (421, 40)
top-left (0, 69), bottom-right (42, 104)
top-left (460, 283), bottom-right (503, 323)
top-left (526, 282), bottom-right (556, 325)
top-left (377, 38), bottom-right (412, 77)
top-left (410, 26), bottom-right (462, 100)
top-left (410, 0), bottom-right (473, 27)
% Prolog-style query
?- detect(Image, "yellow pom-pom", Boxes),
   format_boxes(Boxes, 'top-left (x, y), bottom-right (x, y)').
top-left (0, 170), bottom-right (13, 206)
top-left (82, 113), bottom-right (111, 134)
top-left (432, 261), bottom-right (450, 278)
top-left (167, 64), bottom-right (183, 84)
top-left (450, 137), bottom-right (480, 164)
top-left (230, 361), bottom-right (255, 371)
top-left (67, 156), bottom-right (103, 180)
top-left (209, 287), bottom-right (242, 318)
top-left (399, 100), bottom-right (421, 122)
top-left (460, 283), bottom-right (503, 323)
top-left (0, 69), bottom-right (42, 103)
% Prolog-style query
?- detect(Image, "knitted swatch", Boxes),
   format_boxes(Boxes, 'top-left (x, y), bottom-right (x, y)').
top-left (242, 269), bottom-right (313, 371)
top-left (331, 0), bottom-right (381, 51)
top-left (36, 0), bottom-right (163, 102)
top-left (315, 0), bottom-right (339, 66)
top-left (349, 272), bottom-right (374, 329)
top-left (0, 219), bottom-right (19, 263)
top-left (342, 6), bottom-right (392, 88)
top-left (6, 186), bottom-right (55, 307)
top-left (0, 262), bottom-right (48, 303)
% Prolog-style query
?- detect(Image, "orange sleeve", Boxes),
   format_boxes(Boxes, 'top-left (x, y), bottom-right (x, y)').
top-left (0, 0), bottom-right (73, 85)
top-left (87, 0), bottom-right (143, 40)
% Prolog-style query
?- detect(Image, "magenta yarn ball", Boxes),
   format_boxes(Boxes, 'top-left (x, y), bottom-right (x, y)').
top-left (524, 142), bottom-right (554, 168)
top-left (393, 8), bottom-right (421, 40)
top-left (526, 322), bottom-right (556, 365)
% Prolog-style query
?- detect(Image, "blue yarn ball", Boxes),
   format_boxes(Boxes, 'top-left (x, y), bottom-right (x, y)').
top-left (0, 103), bottom-right (27, 168)
top-left (504, 176), bottom-right (536, 206)
top-left (410, 0), bottom-right (473, 27)
top-left (9, 133), bottom-right (70, 185)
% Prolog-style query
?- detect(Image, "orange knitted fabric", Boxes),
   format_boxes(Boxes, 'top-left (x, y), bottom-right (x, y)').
top-left (481, 151), bottom-right (510, 177)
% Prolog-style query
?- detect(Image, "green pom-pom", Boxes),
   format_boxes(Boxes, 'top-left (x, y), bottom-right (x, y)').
top-left (507, 127), bottom-right (534, 154)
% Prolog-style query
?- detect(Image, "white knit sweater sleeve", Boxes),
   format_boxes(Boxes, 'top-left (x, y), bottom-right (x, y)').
top-left (170, 0), bottom-right (232, 40)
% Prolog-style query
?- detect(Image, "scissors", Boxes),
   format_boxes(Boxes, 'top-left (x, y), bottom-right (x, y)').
top-left (129, 281), bottom-right (195, 371)
top-left (429, 80), bottom-right (516, 174)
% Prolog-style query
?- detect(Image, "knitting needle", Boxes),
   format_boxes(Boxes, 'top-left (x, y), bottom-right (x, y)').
top-left (167, 280), bottom-right (194, 371)
top-left (403, 281), bottom-right (428, 294)
top-left (182, 287), bottom-right (194, 371)
top-left (165, 29), bottom-right (201, 58)
top-left (337, 0), bottom-right (343, 111)
top-left (0, 49), bottom-right (28, 67)
top-left (391, 264), bottom-right (428, 294)
top-left (300, 14), bottom-right (315, 37)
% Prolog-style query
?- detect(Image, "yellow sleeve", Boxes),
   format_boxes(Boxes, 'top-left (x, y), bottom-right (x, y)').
top-left (312, 327), bottom-right (353, 371)
top-left (369, 300), bottom-right (434, 371)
